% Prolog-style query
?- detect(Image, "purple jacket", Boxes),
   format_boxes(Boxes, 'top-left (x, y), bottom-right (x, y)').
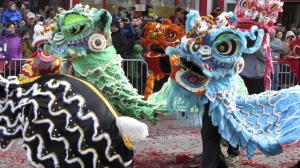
top-left (0, 32), bottom-right (22, 59)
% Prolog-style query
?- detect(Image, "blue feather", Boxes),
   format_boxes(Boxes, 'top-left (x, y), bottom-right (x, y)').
top-left (185, 10), bottom-right (200, 33)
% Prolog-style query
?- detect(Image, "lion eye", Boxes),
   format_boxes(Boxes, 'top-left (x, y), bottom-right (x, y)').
top-left (66, 25), bottom-right (85, 35)
top-left (239, 0), bottom-right (247, 8)
top-left (191, 42), bottom-right (201, 53)
top-left (168, 32), bottom-right (177, 39)
top-left (186, 39), bottom-right (201, 53)
top-left (215, 39), bottom-right (240, 56)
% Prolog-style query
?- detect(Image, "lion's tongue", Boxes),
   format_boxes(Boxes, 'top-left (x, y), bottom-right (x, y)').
top-left (145, 51), bottom-right (164, 58)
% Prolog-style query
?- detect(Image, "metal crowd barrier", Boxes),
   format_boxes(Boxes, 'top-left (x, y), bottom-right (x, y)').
top-left (0, 58), bottom-right (26, 77)
top-left (0, 58), bottom-right (149, 94)
top-left (0, 58), bottom-right (298, 92)
top-left (275, 63), bottom-right (298, 89)
top-left (122, 59), bottom-right (149, 95)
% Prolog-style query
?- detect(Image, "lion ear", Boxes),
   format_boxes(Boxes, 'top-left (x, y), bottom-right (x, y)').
top-left (185, 10), bottom-right (200, 33)
top-left (93, 9), bottom-right (112, 36)
top-left (242, 26), bottom-right (264, 54)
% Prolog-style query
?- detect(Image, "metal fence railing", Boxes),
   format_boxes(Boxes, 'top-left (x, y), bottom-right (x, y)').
top-left (122, 59), bottom-right (149, 95)
top-left (0, 58), bottom-right (26, 77)
top-left (276, 63), bottom-right (298, 89)
top-left (0, 58), bottom-right (149, 95)
top-left (0, 58), bottom-right (298, 92)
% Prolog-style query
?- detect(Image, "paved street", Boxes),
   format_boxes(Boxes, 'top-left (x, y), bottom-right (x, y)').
top-left (0, 114), bottom-right (299, 168)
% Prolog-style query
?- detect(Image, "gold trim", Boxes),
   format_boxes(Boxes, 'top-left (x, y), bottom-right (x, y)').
top-left (19, 76), bottom-right (41, 84)
top-left (122, 136), bottom-right (133, 150)
top-left (68, 75), bottom-right (118, 117)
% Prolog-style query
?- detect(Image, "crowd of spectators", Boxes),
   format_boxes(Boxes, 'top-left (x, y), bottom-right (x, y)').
top-left (269, 22), bottom-right (300, 89)
top-left (110, 5), bottom-right (187, 60)
top-left (0, 0), bottom-right (60, 74)
top-left (0, 1), bottom-right (60, 57)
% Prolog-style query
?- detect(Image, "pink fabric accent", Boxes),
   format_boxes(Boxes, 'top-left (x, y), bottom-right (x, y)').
top-left (0, 60), bottom-right (5, 72)
top-left (263, 34), bottom-right (273, 90)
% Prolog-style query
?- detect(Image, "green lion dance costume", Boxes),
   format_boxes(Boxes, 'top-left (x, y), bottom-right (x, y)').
top-left (47, 5), bottom-right (156, 123)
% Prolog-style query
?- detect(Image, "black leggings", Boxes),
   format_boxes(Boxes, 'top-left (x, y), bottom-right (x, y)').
top-left (240, 76), bottom-right (265, 94)
top-left (201, 103), bottom-right (228, 168)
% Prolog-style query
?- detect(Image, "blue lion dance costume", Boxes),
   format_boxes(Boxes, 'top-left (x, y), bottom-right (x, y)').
top-left (151, 10), bottom-right (300, 167)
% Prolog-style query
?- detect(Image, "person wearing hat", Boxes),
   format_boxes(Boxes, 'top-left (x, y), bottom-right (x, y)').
top-left (26, 12), bottom-right (36, 20)
top-left (25, 12), bottom-right (36, 36)
top-left (1, 1), bottom-right (22, 28)
top-left (282, 30), bottom-right (296, 57)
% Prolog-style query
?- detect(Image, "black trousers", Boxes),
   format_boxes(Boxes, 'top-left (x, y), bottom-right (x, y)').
top-left (227, 144), bottom-right (240, 156)
top-left (240, 76), bottom-right (265, 94)
top-left (201, 103), bottom-right (228, 168)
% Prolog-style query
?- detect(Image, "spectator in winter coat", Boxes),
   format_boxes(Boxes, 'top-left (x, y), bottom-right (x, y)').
top-left (0, 22), bottom-right (22, 59)
top-left (1, 1), bottom-right (22, 28)
top-left (240, 46), bottom-right (266, 94)
top-left (0, 41), bottom-right (9, 73)
top-left (269, 29), bottom-right (283, 90)
top-left (282, 31), bottom-right (296, 56)
top-left (210, 6), bottom-right (222, 18)
top-left (21, 29), bottom-right (35, 58)
top-left (120, 18), bottom-right (136, 39)
top-left (133, 25), bottom-right (141, 42)
top-left (276, 30), bottom-right (284, 40)
top-left (0, 22), bottom-right (22, 76)
top-left (110, 19), bottom-right (130, 59)
top-left (169, 7), bottom-right (187, 25)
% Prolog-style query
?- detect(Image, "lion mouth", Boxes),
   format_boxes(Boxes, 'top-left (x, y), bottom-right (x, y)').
top-left (174, 58), bottom-right (209, 95)
top-left (36, 51), bottom-right (55, 62)
top-left (66, 37), bottom-right (89, 46)
top-left (237, 21), bottom-right (270, 32)
top-left (145, 44), bottom-right (166, 58)
top-left (180, 58), bottom-right (209, 78)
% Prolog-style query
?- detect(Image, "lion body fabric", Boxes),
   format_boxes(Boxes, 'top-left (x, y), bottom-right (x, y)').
top-left (0, 74), bottom-right (133, 168)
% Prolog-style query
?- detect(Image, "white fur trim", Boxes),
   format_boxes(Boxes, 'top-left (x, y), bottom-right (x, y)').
top-left (116, 116), bottom-right (148, 141)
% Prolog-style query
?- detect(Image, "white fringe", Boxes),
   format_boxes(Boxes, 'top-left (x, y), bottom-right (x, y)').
top-left (116, 116), bottom-right (148, 141)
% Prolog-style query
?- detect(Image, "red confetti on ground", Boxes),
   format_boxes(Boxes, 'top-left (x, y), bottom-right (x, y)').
top-left (190, 130), bottom-right (200, 136)
top-left (167, 124), bottom-right (174, 129)
top-left (240, 160), bottom-right (269, 168)
top-left (279, 160), bottom-right (299, 168)
top-left (175, 152), bottom-right (193, 164)
top-left (134, 151), bottom-right (201, 168)
top-left (0, 142), bottom-right (33, 167)
top-left (148, 150), bottom-right (159, 156)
